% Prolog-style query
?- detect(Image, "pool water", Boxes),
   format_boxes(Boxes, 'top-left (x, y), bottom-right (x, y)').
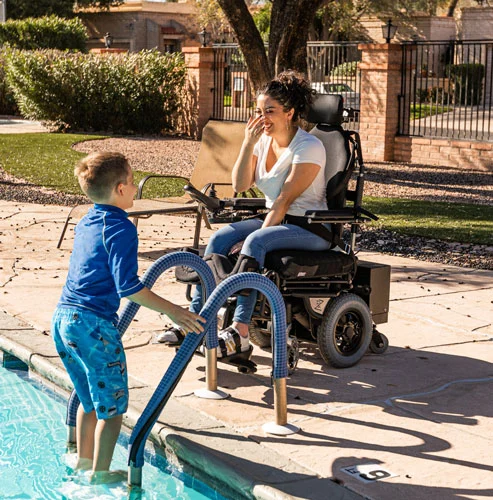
top-left (0, 363), bottom-right (225, 499)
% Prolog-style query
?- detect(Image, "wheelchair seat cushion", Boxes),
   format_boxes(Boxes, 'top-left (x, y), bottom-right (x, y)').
top-left (264, 249), bottom-right (357, 280)
top-left (175, 249), bottom-right (357, 284)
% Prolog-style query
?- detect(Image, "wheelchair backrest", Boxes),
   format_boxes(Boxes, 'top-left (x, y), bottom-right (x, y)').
top-left (307, 94), bottom-right (354, 210)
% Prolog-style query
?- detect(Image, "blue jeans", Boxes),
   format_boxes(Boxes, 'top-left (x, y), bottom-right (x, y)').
top-left (190, 218), bottom-right (331, 324)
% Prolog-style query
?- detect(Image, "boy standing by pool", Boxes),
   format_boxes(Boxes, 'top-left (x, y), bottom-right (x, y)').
top-left (51, 152), bottom-right (205, 484)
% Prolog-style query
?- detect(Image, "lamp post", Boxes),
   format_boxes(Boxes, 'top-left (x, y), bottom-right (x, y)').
top-left (198, 27), bottom-right (211, 47)
top-left (104, 32), bottom-right (113, 49)
top-left (381, 19), bottom-right (398, 44)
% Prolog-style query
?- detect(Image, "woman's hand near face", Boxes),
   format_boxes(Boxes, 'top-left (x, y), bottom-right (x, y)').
top-left (244, 115), bottom-right (264, 146)
top-left (232, 115), bottom-right (262, 193)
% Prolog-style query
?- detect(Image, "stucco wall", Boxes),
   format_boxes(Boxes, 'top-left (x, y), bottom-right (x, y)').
top-left (80, 2), bottom-right (200, 52)
top-left (460, 7), bottom-right (493, 40)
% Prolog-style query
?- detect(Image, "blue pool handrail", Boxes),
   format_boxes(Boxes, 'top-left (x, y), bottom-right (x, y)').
top-left (65, 251), bottom-right (217, 430)
top-left (128, 272), bottom-right (291, 486)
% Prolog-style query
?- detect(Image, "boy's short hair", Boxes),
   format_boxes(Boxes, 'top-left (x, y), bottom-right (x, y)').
top-left (75, 152), bottom-right (130, 202)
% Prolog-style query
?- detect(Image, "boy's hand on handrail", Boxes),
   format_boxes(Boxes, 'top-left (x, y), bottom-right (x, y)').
top-left (127, 287), bottom-right (205, 334)
top-left (165, 303), bottom-right (206, 335)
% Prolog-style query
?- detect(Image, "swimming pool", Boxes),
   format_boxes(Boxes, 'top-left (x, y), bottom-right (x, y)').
top-left (0, 360), bottom-right (225, 499)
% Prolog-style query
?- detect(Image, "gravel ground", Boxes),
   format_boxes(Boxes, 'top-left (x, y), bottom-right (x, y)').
top-left (1, 135), bottom-right (492, 270)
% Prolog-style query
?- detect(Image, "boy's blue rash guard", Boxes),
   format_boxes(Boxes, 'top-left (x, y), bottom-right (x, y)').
top-left (58, 204), bottom-right (145, 322)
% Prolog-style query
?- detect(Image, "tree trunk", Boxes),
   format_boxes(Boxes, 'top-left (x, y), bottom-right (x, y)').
top-left (446, 0), bottom-right (460, 17)
top-left (216, 0), bottom-right (272, 90)
top-left (216, 0), bottom-right (329, 91)
top-left (270, 0), bottom-right (326, 75)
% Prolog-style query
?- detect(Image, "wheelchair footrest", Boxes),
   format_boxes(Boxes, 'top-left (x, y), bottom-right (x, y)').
top-left (219, 346), bottom-right (257, 374)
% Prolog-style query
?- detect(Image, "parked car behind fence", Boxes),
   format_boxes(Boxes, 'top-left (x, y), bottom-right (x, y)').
top-left (311, 82), bottom-right (360, 118)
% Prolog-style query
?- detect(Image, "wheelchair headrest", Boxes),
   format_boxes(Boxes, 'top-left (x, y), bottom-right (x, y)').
top-left (307, 94), bottom-right (344, 126)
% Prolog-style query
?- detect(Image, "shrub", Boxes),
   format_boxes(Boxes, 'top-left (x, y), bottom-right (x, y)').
top-left (4, 49), bottom-right (186, 134)
top-left (447, 63), bottom-right (485, 105)
top-left (430, 86), bottom-right (450, 104)
top-left (0, 16), bottom-right (87, 51)
top-left (331, 61), bottom-right (358, 77)
top-left (415, 88), bottom-right (429, 103)
top-left (0, 49), bottom-right (18, 115)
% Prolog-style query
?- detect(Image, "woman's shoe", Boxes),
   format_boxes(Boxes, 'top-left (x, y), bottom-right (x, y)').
top-left (217, 326), bottom-right (251, 358)
top-left (200, 325), bottom-right (251, 358)
top-left (156, 326), bottom-right (185, 345)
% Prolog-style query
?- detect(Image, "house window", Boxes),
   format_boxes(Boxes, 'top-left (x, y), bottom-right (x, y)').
top-left (163, 39), bottom-right (180, 53)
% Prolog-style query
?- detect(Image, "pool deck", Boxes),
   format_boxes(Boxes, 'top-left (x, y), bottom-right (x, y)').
top-left (0, 200), bottom-right (491, 500)
top-left (0, 116), bottom-right (48, 134)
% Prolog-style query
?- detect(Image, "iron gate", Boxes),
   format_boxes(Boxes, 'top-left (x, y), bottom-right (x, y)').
top-left (211, 41), bottom-right (362, 130)
top-left (212, 43), bottom-right (253, 123)
top-left (399, 40), bottom-right (493, 141)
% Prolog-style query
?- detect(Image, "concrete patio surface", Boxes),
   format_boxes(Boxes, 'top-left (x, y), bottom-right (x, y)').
top-left (0, 199), bottom-right (491, 500)
top-left (0, 116), bottom-right (48, 134)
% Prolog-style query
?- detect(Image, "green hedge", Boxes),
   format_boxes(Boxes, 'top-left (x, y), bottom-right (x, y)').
top-left (331, 61), bottom-right (358, 77)
top-left (448, 63), bottom-right (485, 105)
top-left (0, 49), bottom-right (18, 115)
top-left (0, 16), bottom-right (87, 115)
top-left (0, 16), bottom-right (87, 51)
top-left (4, 49), bottom-right (186, 134)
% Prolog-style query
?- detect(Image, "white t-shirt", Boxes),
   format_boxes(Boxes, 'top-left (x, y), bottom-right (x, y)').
top-left (253, 128), bottom-right (327, 216)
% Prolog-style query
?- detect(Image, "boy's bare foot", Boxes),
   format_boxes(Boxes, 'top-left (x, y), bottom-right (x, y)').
top-left (89, 469), bottom-right (127, 485)
top-left (75, 457), bottom-right (93, 471)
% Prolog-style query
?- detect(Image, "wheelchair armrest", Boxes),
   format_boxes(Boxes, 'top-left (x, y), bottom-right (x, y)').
top-left (304, 206), bottom-right (378, 223)
top-left (222, 198), bottom-right (266, 209)
top-left (184, 183), bottom-right (266, 213)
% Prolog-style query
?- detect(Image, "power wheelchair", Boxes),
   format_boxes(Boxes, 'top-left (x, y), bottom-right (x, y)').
top-left (175, 94), bottom-right (390, 373)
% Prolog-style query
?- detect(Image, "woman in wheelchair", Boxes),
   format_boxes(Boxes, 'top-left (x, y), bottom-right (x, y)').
top-left (158, 70), bottom-right (336, 357)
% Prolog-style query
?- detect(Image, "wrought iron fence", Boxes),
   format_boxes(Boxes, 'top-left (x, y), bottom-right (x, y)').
top-left (399, 40), bottom-right (493, 141)
top-left (306, 41), bottom-right (362, 130)
top-left (212, 43), bottom-right (254, 122)
top-left (211, 41), bottom-right (362, 129)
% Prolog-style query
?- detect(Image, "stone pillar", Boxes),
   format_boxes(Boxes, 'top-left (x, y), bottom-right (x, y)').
top-left (358, 44), bottom-right (402, 161)
top-left (182, 46), bottom-right (215, 139)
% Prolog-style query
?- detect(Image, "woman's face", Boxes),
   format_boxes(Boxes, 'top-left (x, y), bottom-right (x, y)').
top-left (255, 94), bottom-right (294, 136)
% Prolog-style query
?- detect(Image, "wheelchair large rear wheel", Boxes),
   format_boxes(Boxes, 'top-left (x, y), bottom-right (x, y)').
top-left (317, 293), bottom-right (372, 368)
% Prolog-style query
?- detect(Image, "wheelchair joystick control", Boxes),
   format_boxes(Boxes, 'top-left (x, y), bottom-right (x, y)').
top-left (184, 183), bottom-right (222, 211)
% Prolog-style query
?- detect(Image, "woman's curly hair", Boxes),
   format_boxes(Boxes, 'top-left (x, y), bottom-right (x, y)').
top-left (257, 70), bottom-right (315, 122)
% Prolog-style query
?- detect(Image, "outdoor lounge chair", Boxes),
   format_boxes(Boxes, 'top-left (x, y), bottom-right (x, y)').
top-left (56, 120), bottom-right (247, 249)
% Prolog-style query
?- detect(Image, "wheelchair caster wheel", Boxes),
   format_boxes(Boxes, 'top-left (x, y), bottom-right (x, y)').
top-left (287, 338), bottom-right (299, 375)
top-left (369, 331), bottom-right (389, 354)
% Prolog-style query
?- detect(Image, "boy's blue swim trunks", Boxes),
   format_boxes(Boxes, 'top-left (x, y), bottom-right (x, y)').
top-left (52, 307), bottom-right (128, 419)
